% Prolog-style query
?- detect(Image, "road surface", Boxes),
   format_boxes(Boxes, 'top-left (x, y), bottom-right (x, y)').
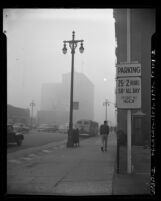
top-left (7, 129), bottom-right (67, 153)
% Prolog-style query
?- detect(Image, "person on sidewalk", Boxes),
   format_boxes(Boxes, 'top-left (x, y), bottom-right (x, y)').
top-left (100, 120), bottom-right (109, 152)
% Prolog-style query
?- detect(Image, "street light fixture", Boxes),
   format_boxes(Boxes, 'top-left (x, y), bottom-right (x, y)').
top-left (103, 99), bottom-right (110, 122)
top-left (62, 43), bottom-right (67, 54)
top-left (79, 42), bottom-right (84, 53)
top-left (62, 31), bottom-right (84, 147)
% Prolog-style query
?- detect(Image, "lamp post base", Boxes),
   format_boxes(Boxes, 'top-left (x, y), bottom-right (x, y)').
top-left (66, 131), bottom-right (74, 148)
top-left (66, 140), bottom-right (74, 148)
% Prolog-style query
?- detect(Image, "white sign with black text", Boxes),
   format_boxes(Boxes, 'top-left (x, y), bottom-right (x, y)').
top-left (116, 77), bottom-right (141, 109)
top-left (116, 63), bottom-right (141, 77)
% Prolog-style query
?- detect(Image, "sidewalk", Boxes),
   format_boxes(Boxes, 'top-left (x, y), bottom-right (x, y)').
top-left (112, 145), bottom-right (151, 195)
top-left (7, 132), bottom-right (117, 195)
top-left (7, 132), bottom-right (152, 196)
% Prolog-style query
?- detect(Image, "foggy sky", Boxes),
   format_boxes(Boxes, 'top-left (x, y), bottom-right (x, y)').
top-left (4, 9), bottom-right (116, 126)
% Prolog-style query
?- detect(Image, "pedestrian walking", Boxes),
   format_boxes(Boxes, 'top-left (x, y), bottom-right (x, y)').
top-left (100, 120), bottom-right (109, 152)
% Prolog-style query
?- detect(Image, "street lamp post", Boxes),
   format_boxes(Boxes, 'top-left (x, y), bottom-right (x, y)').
top-left (30, 100), bottom-right (35, 129)
top-left (103, 99), bottom-right (110, 122)
top-left (62, 31), bottom-right (84, 147)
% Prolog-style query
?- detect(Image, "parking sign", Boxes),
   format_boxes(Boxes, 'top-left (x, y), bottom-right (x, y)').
top-left (116, 75), bottom-right (141, 109)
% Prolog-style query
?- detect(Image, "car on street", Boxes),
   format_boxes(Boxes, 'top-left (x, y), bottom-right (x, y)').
top-left (13, 123), bottom-right (30, 134)
top-left (7, 124), bottom-right (24, 146)
top-left (37, 124), bottom-right (58, 132)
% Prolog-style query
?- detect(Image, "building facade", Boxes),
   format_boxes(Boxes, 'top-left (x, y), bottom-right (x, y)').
top-left (114, 9), bottom-right (155, 145)
top-left (7, 104), bottom-right (30, 125)
top-left (38, 72), bottom-right (94, 126)
top-left (62, 72), bottom-right (94, 122)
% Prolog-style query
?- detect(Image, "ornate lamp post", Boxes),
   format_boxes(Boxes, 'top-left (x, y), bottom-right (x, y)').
top-left (30, 100), bottom-right (35, 129)
top-left (62, 31), bottom-right (84, 147)
top-left (103, 99), bottom-right (110, 122)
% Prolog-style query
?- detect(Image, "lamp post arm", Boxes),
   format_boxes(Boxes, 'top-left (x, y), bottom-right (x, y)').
top-left (63, 40), bottom-right (84, 43)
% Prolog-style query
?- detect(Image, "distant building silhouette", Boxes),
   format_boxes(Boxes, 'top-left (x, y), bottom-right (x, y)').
top-left (38, 72), bottom-right (94, 125)
top-left (7, 104), bottom-right (30, 125)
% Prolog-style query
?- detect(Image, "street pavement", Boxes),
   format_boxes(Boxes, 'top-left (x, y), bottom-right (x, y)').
top-left (7, 131), bottom-right (152, 196)
top-left (7, 132), bottom-right (117, 195)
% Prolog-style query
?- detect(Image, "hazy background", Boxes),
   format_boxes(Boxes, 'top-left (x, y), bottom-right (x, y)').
top-left (3, 9), bottom-right (116, 126)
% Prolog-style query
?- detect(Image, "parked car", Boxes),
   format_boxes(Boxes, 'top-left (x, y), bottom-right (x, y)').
top-left (7, 124), bottom-right (24, 146)
top-left (37, 124), bottom-right (48, 132)
top-left (47, 124), bottom-right (58, 132)
top-left (37, 124), bottom-right (58, 132)
top-left (13, 123), bottom-right (30, 134)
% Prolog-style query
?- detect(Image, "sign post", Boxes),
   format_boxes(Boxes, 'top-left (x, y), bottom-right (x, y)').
top-left (127, 8), bottom-right (132, 174)
top-left (116, 9), bottom-right (142, 174)
top-left (116, 9), bottom-right (142, 173)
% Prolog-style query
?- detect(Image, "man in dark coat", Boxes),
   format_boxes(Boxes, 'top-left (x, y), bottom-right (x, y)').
top-left (100, 120), bottom-right (109, 152)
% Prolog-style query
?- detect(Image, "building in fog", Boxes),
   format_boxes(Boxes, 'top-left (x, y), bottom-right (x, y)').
top-left (7, 104), bottom-right (30, 125)
top-left (38, 72), bottom-right (94, 125)
top-left (114, 9), bottom-right (155, 145)
top-left (62, 72), bottom-right (94, 122)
